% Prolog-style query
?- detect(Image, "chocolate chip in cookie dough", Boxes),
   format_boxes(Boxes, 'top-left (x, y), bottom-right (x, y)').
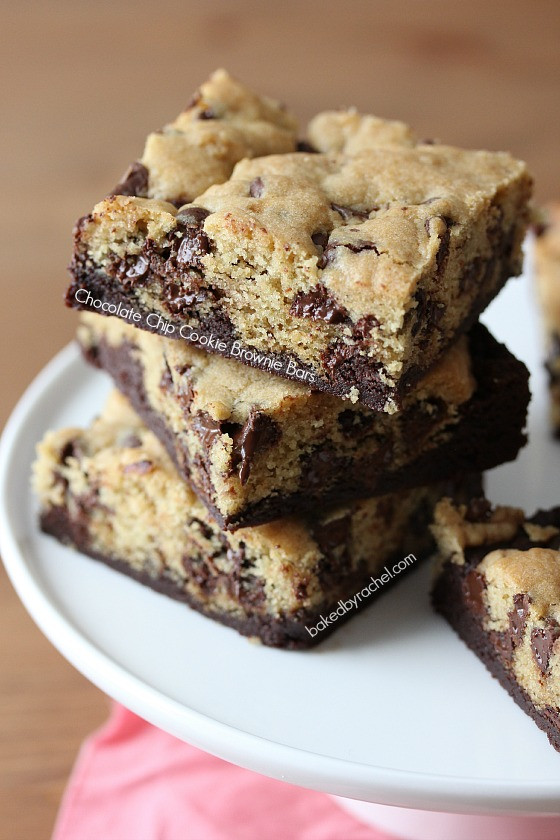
top-left (311, 231), bottom-right (329, 252)
top-left (110, 161), bottom-right (149, 198)
top-left (505, 593), bottom-right (532, 657)
top-left (462, 569), bottom-right (486, 617)
top-left (424, 216), bottom-right (453, 276)
top-left (193, 412), bottom-right (223, 449)
top-left (290, 283), bottom-right (348, 324)
top-left (344, 239), bottom-right (381, 256)
top-left (175, 206), bottom-right (210, 226)
top-left (313, 514), bottom-right (352, 586)
top-left (225, 410), bottom-right (280, 485)
top-left (410, 288), bottom-right (445, 338)
top-left (175, 207), bottom-right (211, 269)
top-left (249, 177), bottom-right (265, 198)
top-left (125, 255), bottom-right (150, 281)
top-left (296, 139), bottom-right (318, 153)
top-left (317, 239), bottom-right (380, 269)
top-left (331, 203), bottom-right (371, 222)
top-left (313, 514), bottom-right (352, 559)
top-left (531, 622), bottom-right (560, 674)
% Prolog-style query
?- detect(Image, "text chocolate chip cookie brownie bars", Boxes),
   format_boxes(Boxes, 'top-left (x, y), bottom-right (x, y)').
top-left (34, 69), bottom-right (533, 649)
top-left (66, 69), bottom-right (532, 412)
top-left (432, 498), bottom-right (560, 751)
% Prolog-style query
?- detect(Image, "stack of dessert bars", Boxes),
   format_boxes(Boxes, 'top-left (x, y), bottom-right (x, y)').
top-left (33, 70), bottom-right (532, 649)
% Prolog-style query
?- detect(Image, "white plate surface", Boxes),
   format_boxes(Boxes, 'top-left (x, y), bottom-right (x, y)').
top-left (2, 258), bottom-right (560, 815)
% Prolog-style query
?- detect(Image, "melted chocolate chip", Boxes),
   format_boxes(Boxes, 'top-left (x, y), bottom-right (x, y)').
top-left (352, 314), bottom-right (379, 339)
top-left (313, 514), bottom-right (352, 558)
top-left (345, 239), bottom-right (380, 256)
top-left (462, 569), bottom-right (486, 617)
top-left (531, 623), bottom-right (560, 674)
top-left (296, 140), bottom-right (318, 153)
top-left (228, 410), bottom-right (280, 485)
top-left (464, 498), bottom-right (493, 523)
top-left (505, 593), bottom-right (532, 657)
top-left (123, 460), bottom-right (153, 474)
top-left (249, 177), bottom-right (264, 198)
top-left (176, 373), bottom-right (195, 410)
top-left (192, 518), bottom-right (215, 543)
top-left (290, 284), bottom-right (348, 324)
top-left (311, 231), bottom-right (329, 251)
top-left (193, 412), bottom-right (222, 449)
top-left (175, 206), bottom-right (210, 226)
top-left (226, 544), bottom-right (266, 607)
top-left (331, 203), bottom-right (371, 221)
top-left (175, 208), bottom-right (211, 269)
top-left (162, 281), bottom-right (204, 316)
top-left (317, 244), bottom-right (337, 269)
top-left (125, 255), bottom-right (149, 281)
top-left (317, 239), bottom-right (380, 268)
top-left (424, 216), bottom-right (453, 277)
top-left (110, 161), bottom-right (149, 197)
top-left (182, 554), bottom-right (217, 594)
top-left (410, 289), bottom-right (445, 338)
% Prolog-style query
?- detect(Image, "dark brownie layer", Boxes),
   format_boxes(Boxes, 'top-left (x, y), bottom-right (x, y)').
top-left (67, 249), bottom-right (514, 412)
top-left (81, 323), bottom-right (529, 530)
top-left (433, 508), bottom-right (560, 752)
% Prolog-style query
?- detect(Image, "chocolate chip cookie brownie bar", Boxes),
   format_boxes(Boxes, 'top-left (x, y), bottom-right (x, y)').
top-left (67, 71), bottom-right (532, 412)
top-left (535, 202), bottom-right (560, 436)
top-left (33, 391), bottom-right (479, 649)
top-left (432, 497), bottom-right (560, 751)
top-left (78, 313), bottom-right (529, 529)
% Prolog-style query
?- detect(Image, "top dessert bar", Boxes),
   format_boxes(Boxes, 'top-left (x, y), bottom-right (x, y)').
top-left (67, 70), bottom-right (532, 412)
top-left (431, 497), bottom-right (560, 752)
top-left (535, 202), bottom-right (560, 435)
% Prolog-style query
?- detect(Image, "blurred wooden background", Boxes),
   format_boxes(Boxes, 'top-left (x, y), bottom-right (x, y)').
top-left (1, 1), bottom-right (559, 836)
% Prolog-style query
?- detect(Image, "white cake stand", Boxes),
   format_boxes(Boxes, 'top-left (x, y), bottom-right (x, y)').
top-left (2, 265), bottom-right (560, 840)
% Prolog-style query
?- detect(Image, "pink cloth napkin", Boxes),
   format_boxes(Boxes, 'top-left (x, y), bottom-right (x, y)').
top-left (52, 703), bottom-right (391, 840)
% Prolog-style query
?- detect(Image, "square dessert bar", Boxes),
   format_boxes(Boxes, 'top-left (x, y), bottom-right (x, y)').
top-left (78, 314), bottom-right (529, 530)
top-left (432, 497), bottom-right (560, 751)
top-left (33, 391), bottom-right (480, 649)
top-left (535, 202), bottom-right (560, 436)
top-left (67, 71), bottom-right (532, 412)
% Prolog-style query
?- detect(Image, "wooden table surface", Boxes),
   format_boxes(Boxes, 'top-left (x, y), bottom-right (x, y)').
top-left (1, 1), bottom-right (559, 836)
